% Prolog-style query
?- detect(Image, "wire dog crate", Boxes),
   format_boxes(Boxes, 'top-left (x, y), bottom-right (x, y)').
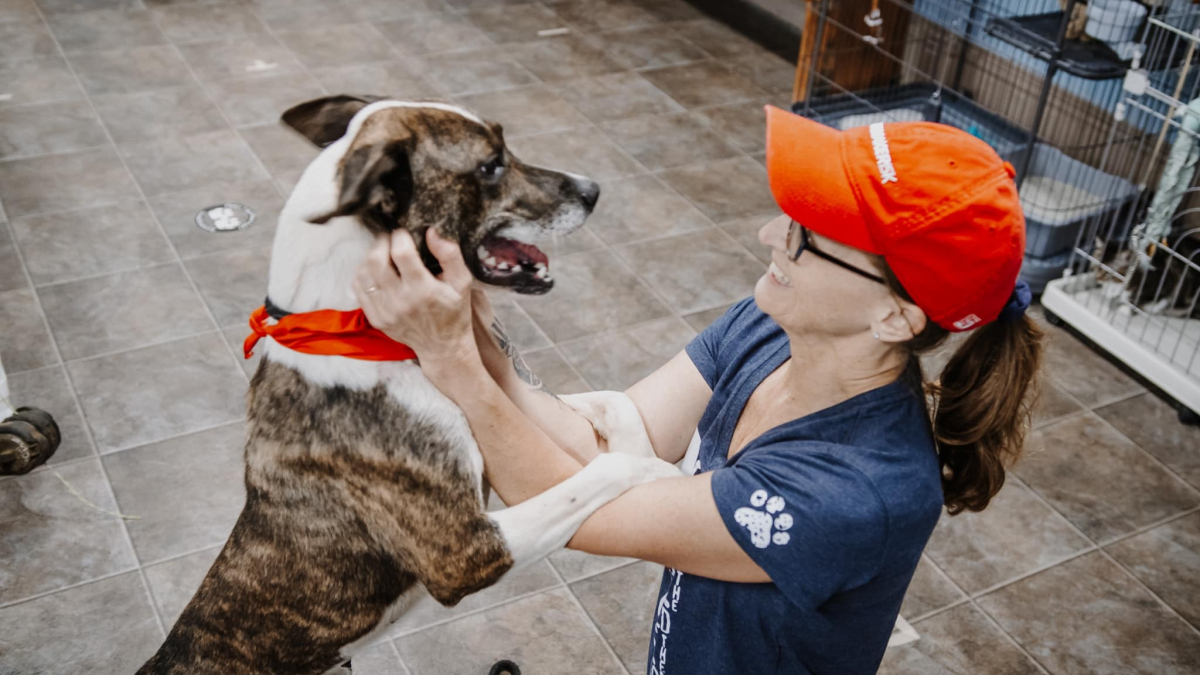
top-left (793, 0), bottom-right (1200, 420)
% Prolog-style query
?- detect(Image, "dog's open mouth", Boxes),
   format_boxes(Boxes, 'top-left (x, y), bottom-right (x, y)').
top-left (474, 226), bottom-right (552, 294)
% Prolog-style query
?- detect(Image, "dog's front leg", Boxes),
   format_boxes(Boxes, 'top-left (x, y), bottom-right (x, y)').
top-left (489, 451), bottom-right (679, 570)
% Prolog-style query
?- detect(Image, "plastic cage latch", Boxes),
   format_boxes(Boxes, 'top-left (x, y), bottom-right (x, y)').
top-left (863, 8), bottom-right (883, 45)
top-left (1123, 68), bottom-right (1149, 96)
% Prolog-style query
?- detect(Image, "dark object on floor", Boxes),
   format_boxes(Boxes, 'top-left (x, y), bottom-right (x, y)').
top-left (0, 406), bottom-right (62, 475)
top-left (488, 660), bottom-right (521, 675)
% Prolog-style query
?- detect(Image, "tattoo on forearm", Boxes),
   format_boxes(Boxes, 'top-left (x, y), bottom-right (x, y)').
top-left (491, 317), bottom-right (559, 399)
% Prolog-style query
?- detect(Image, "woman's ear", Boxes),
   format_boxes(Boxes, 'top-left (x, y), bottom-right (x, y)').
top-left (872, 296), bottom-right (927, 344)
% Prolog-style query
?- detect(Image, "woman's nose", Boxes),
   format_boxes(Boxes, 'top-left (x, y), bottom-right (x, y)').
top-left (759, 215), bottom-right (790, 250)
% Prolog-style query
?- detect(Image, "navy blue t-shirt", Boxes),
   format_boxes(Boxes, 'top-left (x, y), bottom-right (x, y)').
top-left (648, 297), bottom-right (943, 675)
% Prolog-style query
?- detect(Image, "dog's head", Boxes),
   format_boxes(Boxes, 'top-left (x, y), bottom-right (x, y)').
top-left (280, 95), bottom-right (599, 295)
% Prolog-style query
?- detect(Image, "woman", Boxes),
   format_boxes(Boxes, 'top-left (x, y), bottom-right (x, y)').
top-left (353, 107), bottom-right (1043, 674)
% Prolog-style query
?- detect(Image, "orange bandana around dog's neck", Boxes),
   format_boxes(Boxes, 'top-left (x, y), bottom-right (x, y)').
top-left (244, 299), bottom-right (418, 362)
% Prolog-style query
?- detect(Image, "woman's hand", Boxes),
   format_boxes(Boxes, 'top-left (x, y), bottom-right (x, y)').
top-left (353, 228), bottom-right (478, 369)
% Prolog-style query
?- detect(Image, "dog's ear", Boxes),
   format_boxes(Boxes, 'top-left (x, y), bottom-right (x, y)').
top-left (308, 140), bottom-right (414, 225)
top-left (280, 95), bottom-right (384, 148)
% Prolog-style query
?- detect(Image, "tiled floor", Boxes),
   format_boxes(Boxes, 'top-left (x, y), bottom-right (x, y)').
top-left (1, 1), bottom-right (1198, 674)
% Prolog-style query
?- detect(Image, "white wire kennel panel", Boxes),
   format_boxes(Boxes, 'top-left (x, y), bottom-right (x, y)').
top-left (1043, 12), bottom-right (1200, 422)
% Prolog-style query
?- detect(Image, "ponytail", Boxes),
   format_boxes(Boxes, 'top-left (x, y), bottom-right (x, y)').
top-left (883, 267), bottom-right (1045, 515)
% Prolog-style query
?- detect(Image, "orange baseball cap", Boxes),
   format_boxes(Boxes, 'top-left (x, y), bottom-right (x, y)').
top-left (764, 105), bottom-right (1026, 332)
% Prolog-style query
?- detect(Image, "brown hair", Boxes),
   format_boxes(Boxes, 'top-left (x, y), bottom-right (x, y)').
top-left (883, 267), bottom-right (1045, 515)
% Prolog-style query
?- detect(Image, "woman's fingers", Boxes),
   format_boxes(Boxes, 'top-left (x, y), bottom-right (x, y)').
top-left (427, 228), bottom-right (473, 293)
top-left (364, 237), bottom-right (401, 292)
top-left (390, 229), bottom-right (433, 283)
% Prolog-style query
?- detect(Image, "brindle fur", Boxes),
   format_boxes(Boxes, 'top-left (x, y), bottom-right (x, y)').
top-left (137, 96), bottom-right (600, 674)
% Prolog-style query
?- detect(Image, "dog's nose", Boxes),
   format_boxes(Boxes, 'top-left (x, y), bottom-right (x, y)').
top-left (577, 178), bottom-right (600, 210)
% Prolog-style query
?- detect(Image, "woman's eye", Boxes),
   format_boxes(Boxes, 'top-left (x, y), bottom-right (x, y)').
top-left (479, 158), bottom-right (505, 178)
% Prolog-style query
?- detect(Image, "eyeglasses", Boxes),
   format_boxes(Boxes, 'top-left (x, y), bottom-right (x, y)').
top-left (786, 221), bottom-right (886, 285)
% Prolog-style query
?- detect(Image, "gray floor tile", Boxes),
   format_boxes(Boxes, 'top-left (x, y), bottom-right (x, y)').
top-left (508, 34), bottom-right (624, 82)
top-left (723, 49), bottom-right (797, 95)
top-left (1032, 379), bottom-right (1085, 428)
top-left (346, 0), bottom-right (449, 23)
top-left (489, 293), bottom-right (551, 351)
top-left (105, 422), bottom-right (245, 563)
top-left (691, 98), bottom-right (777, 153)
top-left (12, 201), bottom-right (174, 286)
top-left (0, 56), bottom-right (82, 108)
top-left (586, 24), bottom-right (709, 70)
top-left (146, 178), bottom-right (282, 259)
top-left (899, 555), bottom-right (965, 620)
top-left (119, 129), bottom-right (268, 196)
top-left (413, 48), bottom-right (535, 97)
top-left (0, 0), bottom-right (40, 22)
top-left (465, 3), bottom-right (564, 44)
top-left (458, 84), bottom-right (590, 138)
top-left (1018, 413), bottom-right (1199, 542)
top-left (93, 85), bottom-right (228, 145)
top-left (0, 458), bottom-right (138, 604)
top-left (555, 71), bottom-right (685, 124)
top-left (7, 365), bottom-right (96, 465)
top-left (878, 603), bottom-right (1041, 675)
top-left (240, 122), bottom-right (320, 193)
top-left (0, 288), bottom-right (57, 372)
top-left (442, 0), bottom-right (528, 8)
top-left (177, 35), bottom-right (306, 84)
top-left (0, 220), bottom-right (27, 293)
top-left (586, 174), bottom-right (710, 245)
top-left (150, 3), bottom-right (265, 44)
top-left (310, 61), bottom-right (441, 99)
top-left (1107, 511), bottom-right (1200, 628)
top-left (628, 0), bottom-right (705, 22)
top-left (208, 71), bottom-right (325, 128)
top-left (388, 560), bottom-right (561, 636)
top-left (45, 6), bottom-right (166, 54)
top-left (395, 587), bottom-right (625, 675)
top-left (523, 347), bottom-right (589, 394)
top-left (514, 249), bottom-right (670, 342)
top-left (183, 246), bottom-right (271, 327)
top-left (40, 264), bottom-right (214, 360)
top-left (142, 544), bottom-right (220, 629)
top-left (1098, 392), bottom-right (1200, 489)
top-left (223, 324), bottom-right (259, 377)
top-left (639, 60), bottom-right (769, 109)
top-left (508, 127), bottom-right (645, 181)
top-left (683, 303), bottom-right (730, 332)
top-left (277, 23), bottom-right (400, 69)
top-left (68, 332), bottom-right (246, 452)
top-left (657, 155), bottom-right (778, 222)
top-left (547, 0), bottom-right (659, 32)
top-left (0, 20), bottom-right (59, 61)
top-left (559, 316), bottom-right (695, 390)
top-left (617, 229), bottom-right (763, 314)
top-left (717, 214), bottom-right (772, 264)
top-left (0, 571), bottom-right (163, 675)
top-left (669, 18), bottom-right (761, 58)
top-left (347, 641), bottom-right (408, 675)
top-left (977, 551), bottom-right (1200, 675)
top-left (548, 549), bottom-right (636, 583)
top-left (1042, 326), bottom-right (1146, 407)
top-left (923, 481), bottom-right (1091, 594)
top-left (0, 100), bottom-right (109, 160)
top-left (377, 12), bottom-right (494, 56)
top-left (0, 148), bottom-right (139, 218)
top-left (603, 111), bottom-right (741, 171)
top-left (36, 0), bottom-right (144, 12)
top-left (570, 560), bottom-right (663, 672)
top-left (247, 0), bottom-right (358, 32)
top-left (70, 44), bottom-right (195, 96)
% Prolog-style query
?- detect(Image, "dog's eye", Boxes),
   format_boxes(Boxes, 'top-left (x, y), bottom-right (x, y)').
top-left (479, 156), bottom-right (505, 179)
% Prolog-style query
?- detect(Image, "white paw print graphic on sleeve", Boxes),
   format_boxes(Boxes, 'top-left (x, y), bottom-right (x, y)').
top-left (734, 489), bottom-right (793, 549)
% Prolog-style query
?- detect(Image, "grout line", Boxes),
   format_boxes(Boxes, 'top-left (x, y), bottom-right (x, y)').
top-left (53, 329), bottom-right (224, 367)
top-left (965, 545), bottom-right (1098, 600)
top-left (547, 562), bottom-right (634, 675)
top-left (1097, 547), bottom-right (1200, 637)
top-left (1084, 404), bottom-right (1200, 500)
top-left (1098, 505), bottom-right (1200, 548)
top-left (0, 140), bottom-right (115, 166)
top-left (387, 638), bottom-right (415, 675)
top-left (138, 541), bottom-right (224, 572)
top-left (97, 417), bottom-right (246, 459)
top-left (389, 580), bottom-right (565, 640)
top-left (967, 596), bottom-right (1055, 675)
top-left (0, 565), bottom-right (141, 610)
top-left (31, 258), bottom-right (182, 292)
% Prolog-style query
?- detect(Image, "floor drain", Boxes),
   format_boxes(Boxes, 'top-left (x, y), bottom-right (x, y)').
top-left (195, 203), bottom-right (256, 233)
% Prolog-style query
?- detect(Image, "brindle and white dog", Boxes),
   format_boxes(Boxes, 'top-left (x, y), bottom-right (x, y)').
top-left (136, 95), bottom-right (679, 675)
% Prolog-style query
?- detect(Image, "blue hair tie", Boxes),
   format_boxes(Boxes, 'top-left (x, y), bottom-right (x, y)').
top-left (998, 279), bottom-right (1031, 323)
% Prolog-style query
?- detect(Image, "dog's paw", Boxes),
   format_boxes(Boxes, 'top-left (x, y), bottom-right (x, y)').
top-left (561, 391), bottom-right (655, 459)
top-left (733, 489), bottom-right (793, 549)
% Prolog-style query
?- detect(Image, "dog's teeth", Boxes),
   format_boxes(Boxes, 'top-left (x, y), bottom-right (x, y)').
top-left (498, 262), bottom-right (511, 270)
top-left (535, 268), bottom-right (548, 280)
top-left (477, 246), bottom-right (489, 259)
top-left (534, 262), bottom-right (547, 271)
top-left (484, 256), bottom-right (497, 267)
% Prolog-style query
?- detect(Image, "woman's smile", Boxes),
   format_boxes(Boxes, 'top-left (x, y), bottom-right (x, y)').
top-left (768, 261), bottom-right (793, 287)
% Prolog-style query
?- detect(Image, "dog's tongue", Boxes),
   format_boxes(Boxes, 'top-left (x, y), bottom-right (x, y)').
top-left (484, 236), bottom-right (549, 268)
